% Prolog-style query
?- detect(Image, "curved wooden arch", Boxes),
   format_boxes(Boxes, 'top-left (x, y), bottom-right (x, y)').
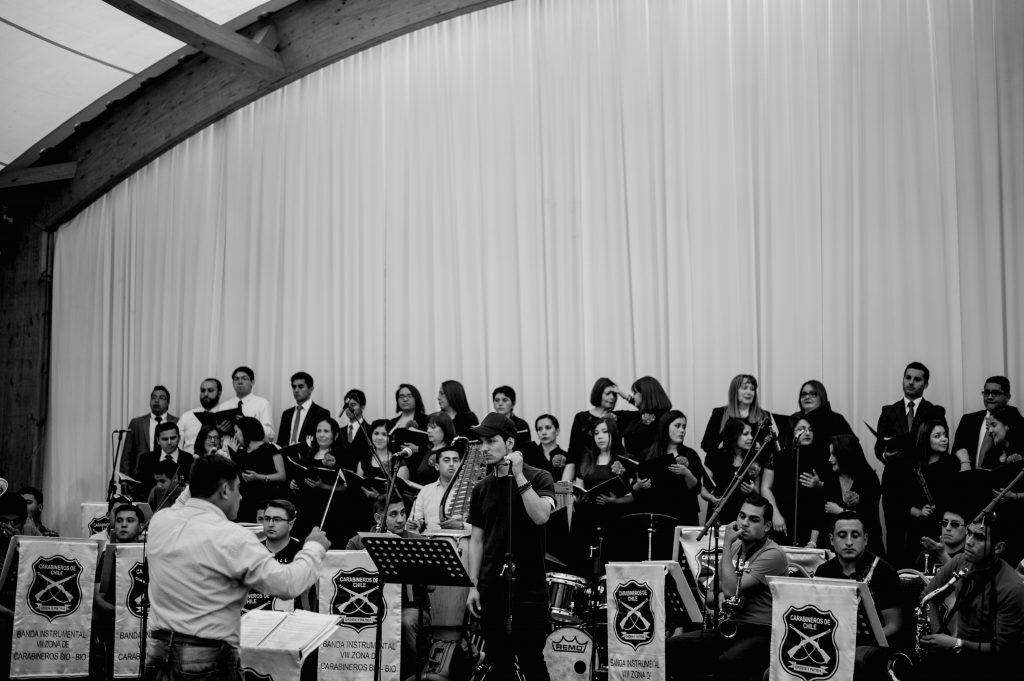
top-left (6, 0), bottom-right (510, 232)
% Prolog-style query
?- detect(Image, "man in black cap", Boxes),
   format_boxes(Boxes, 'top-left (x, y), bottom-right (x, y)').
top-left (465, 412), bottom-right (556, 681)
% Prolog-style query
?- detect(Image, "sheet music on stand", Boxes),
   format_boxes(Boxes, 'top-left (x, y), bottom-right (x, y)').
top-left (812, 576), bottom-right (888, 646)
top-left (644, 560), bottom-right (703, 626)
top-left (358, 533), bottom-right (473, 587)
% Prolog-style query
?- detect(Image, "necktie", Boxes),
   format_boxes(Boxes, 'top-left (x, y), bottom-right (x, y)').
top-left (290, 405), bottom-right (303, 445)
top-left (162, 454), bottom-right (172, 463)
top-left (155, 415), bottom-right (163, 424)
top-left (977, 429), bottom-right (994, 469)
top-left (906, 401), bottom-right (915, 432)
top-left (349, 422), bottom-right (357, 443)
top-left (238, 399), bottom-right (244, 411)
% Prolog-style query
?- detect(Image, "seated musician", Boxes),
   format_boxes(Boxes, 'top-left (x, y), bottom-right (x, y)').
top-left (814, 511), bottom-right (902, 680)
top-left (667, 493), bottom-right (788, 681)
top-left (918, 512), bottom-right (1024, 680)
top-left (346, 494), bottom-right (430, 675)
top-left (407, 448), bottom-right (468, 532)
top-left (914, 507), bottom-right (968, 574)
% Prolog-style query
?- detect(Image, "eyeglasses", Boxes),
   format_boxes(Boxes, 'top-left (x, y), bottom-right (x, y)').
top-left (938, 519), bottom-right (963, 529)
top-left (981, 390), bottom-right (1006, 397)
top-left (262, 516), bottom-right (291, 524)
top-left (800, 391), bottom-right (819, 398)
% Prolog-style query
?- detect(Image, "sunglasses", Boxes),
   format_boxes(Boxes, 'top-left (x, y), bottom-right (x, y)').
top-left (938, 519), bottom-right (963, 529)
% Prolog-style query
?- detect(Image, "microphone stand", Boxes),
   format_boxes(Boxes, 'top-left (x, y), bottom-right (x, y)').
top-left (697, 420), bottom-right (771, 541)
top-left (107, 430), bottom-right (128, 500)
top-left (792, 439), bottom-right (801, 546)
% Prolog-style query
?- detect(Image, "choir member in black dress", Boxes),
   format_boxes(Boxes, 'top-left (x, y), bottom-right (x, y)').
top-left (407, 411), bottom-right (455, 487)
top-left (437, 379), bottom-right (479, 438)
top-left (888, 419), bottom-right (959, 567)
top-left (355, 418), bottom-right (411, 500)
top-left (823, 434), bottom-right (884, 556)
top-left (567, 377), bottom-right (618, 466)
top-left (987, 406), bottom-right (1024, 564)
top-left (632, 409), bottom-right (709, 526)
top-left (704, 418), bottom-right (763, 526)
top-left (786, 380), bottom-right (853, 448)
top-left (701, 374), bottom-right (783, 456)
top-left (195, 424), bottom-right (223, 457)
top-left (522, 414), bottom-right (572, 481)
top-left (288, 416), bottom-right (348, 546)
top-left (492, 385), bottom-right (531, 451)
top-left (614, 376), bottom-right (672, 459)
top-left (234, 417), bottom-right (286, 523)
top-left (571, 417), bottom-right (635, 571)
top-left (386, 383), bottom-right (430, 432)
top-left (761, 416), bottom-right (831, 547)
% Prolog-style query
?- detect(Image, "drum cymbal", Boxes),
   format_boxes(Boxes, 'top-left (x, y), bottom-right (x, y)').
top-left (617, 512), bottom-right (679, 528)
top-left (545, 552), bottom-right (567, 567)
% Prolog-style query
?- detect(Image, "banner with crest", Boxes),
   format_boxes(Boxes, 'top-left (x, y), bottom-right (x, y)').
top-left (674, 525), bottom-right (726, 602)
top-left (768, 576), bottom-right (858, 681)
top-left (606, 562), bottom-right (665, 681)
top-left (112, 543), bottom-right (146, 677)
top-left (316, 550), bottom-right (400, 681)
top-left (11, 538), bottom-right (99, 678)
top-left (81, 502), bottom-right (109, 539)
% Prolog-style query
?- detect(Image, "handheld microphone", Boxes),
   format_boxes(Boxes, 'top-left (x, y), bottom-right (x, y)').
top-left (395, 446), bottom-right (414, 459)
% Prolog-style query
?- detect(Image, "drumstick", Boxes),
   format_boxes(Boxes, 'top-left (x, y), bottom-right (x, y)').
top-left (320, 468), bottom-right (345, 529)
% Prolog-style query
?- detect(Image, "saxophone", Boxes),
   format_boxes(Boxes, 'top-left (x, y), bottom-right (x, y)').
top-left (888, 566), bottom-right (970, 680)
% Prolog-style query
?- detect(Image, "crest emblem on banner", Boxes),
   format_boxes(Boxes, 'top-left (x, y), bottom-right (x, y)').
top-left (779, 604), bottom-right (840, 681)
top-left (27, 555), bottom-right (84, 622)
top-left (612, 579), bottom-right (654, 650)
top-left (694, 548), bottom-right (718, 597)
top-left (242, 670), bottom-right (273, 681)
top-left (88, 514), bottom-right (109, 535)
top-left (126, 561), bottom-right (147, 618)
top-left (332, 567), bottom-right (384, 633)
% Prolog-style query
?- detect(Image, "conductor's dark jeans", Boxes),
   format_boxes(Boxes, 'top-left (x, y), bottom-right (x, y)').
top-left (144, 635), bottom-right (241, 681)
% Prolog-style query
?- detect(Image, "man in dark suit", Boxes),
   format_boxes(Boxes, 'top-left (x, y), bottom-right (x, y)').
top-left (953, 376), bottom-right (1020, 470)
top-left (339, 388), bottom-right (371, 455)
top-left (133, 421), bottom-right (194, 501)
top-left (874, 361), bottom-right (947, 567)
top-left (276, 372), bottom-right (330, 448)
top-left (121, 385), bottom-right (178, 480)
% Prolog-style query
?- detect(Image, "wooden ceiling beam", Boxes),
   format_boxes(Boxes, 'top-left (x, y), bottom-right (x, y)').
top-left (102, 0), bottom-right (286, 81)
top-left (0, 162), bottom-right (77, 190)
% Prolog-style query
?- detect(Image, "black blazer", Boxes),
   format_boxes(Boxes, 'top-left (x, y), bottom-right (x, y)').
top-left (276, 402), bottom-right (331, 447)
top-left (872, 398), bottom-right (946, 462)
top-left (700, 406), bottom-right (785, 456)
top-left (133, 449), bottom-right (194, 501)
top-left (121, 412), bottom-right (178, 476)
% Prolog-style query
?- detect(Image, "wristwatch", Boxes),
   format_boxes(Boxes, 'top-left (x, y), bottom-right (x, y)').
top-left (953, 637), bottom-right (964, 654)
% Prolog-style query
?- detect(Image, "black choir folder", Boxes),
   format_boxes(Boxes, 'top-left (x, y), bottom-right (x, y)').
top-left (240, 609), bottom-right (340, 659)
top-left (573, 475), bottom-right (632, 504)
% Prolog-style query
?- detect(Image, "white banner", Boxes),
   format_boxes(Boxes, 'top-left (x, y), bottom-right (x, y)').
top-left (242, 646), bottom-right (301, 681)
top-left (317, 550), bottom-right (401, 681)
top-left (81, 502), bottom-right (108, 538)
top-left (11, 538), bottom-right (99, 678)
top-left (674, 526), bottom-right (725, 601)
top-left (112, 543), bottom-right (146, 678)
top-left (606, 562), bottom-right (665, 681)
top-left (243, 589), bottom-right (296, 614)
top-left (768, 576), bottom-right (858, 681)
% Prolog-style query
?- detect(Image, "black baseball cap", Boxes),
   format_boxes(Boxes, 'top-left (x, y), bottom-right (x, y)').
top-left (470, 412), bottom-right (518, 439)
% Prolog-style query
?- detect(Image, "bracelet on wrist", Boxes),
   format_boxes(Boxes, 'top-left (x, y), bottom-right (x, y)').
top-left (517, 481), bottom-right (533, 495)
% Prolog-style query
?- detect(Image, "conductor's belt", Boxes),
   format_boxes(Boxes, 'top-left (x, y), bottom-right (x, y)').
top-left (149, 630), bottom-right (225, 647)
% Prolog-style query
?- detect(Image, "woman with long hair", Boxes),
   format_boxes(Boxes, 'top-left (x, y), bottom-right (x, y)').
top-left (761, 416), bottom-right (832, 546)
top-left (572, 417), bottom-right (634, 572)
top-left (822, 434), bottom-right (883, 556)
top-left (567, 377), bottom-right (619, 466)
top-left (786, 380), bottom-right (853, 448)
top-left (437, 379), bottom-right (479, 438)
top-left (355, 418), bottom-right (411, 492)
top-left (700, 374), bottom-right (782, 456)
top-left (522, 414), bottom-right (573, 482)
top-left (288, 416), bottom-right (349, 546)
top-left (987, 406), bottom-right (1024, 563)
top-left (633, 410), bottom-right (709, 526)
top-left (703, 417), bottom-right (762, 526)
top-left (234, 417), bottom-right (286, 523)
top-left (406, 411), bottom-right (455, 487)
top-left (194, 424), bottom-right (223, 457)
top-left (614, 376), bottom-right (672, 459)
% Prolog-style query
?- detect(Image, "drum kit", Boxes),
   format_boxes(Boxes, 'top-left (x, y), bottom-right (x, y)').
top-left (541, 512), bottom-right (679, 681)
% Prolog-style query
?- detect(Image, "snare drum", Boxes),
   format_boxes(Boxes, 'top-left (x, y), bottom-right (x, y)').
top-left (547, 572), bottom-right (590, 624)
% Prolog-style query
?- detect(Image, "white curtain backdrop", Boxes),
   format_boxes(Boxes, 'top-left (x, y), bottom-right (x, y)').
top-left (46, 0), bottom-right (1024, 534)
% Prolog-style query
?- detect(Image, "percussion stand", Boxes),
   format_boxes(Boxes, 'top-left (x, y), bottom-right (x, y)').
top-left (588, 524), bottom-right (606, 678)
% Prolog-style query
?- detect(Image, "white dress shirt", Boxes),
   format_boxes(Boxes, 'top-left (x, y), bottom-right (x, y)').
top-left (217, 393), bottom-right (276, 442)
top-left (147, 498), bottom-right (324, 643)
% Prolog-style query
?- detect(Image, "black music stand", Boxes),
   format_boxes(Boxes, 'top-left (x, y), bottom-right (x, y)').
top-left (361, 533), bottom-right (473, 681)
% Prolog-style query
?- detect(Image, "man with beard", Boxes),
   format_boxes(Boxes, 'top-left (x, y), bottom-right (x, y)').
top-left (177, 378), bottom-right (223, 454)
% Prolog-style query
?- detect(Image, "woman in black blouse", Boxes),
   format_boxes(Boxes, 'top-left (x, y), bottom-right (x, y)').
top-left (492, 385), bottom-right (531, 451)
top-left (234, 417), bottom-right (286, 523)
top-left (567, 377), bottom-right (619, 465)
top-left (522, 414), bottom-right (572, 481)
top-left (822, 434), bottom-right (883, 556)
top-left (632, 410), bottom-right (709, 526)
top-left (386, 383), bottom-right (429, 432)
top-left (703, 417), bottom-right (761, 526)
top-left (761, 416), bottom-right (831, 547)
top-left (437, 379), bottom-right (479, 438)
top-left (786, 380), bottom-right (853, 448)
top-left (614, 376), bottom-right (672, 459)
top-left (407, 411), bottom-right (455, 487)
top-left (700, 374), bottom-right (782, 456)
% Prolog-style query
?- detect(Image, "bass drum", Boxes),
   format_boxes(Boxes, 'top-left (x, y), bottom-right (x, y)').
top-left (544, 626), bottom-right (594, 681)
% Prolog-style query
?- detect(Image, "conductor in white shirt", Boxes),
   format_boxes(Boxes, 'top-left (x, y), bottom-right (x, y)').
top-left (145, 455), bottom-right (329, 681)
